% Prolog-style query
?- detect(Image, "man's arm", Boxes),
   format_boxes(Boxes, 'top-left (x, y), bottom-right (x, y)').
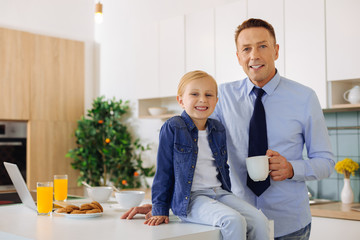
top-left (290, 91), bottom-right (335, 181)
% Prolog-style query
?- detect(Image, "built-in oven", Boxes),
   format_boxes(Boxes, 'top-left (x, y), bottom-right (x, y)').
top-left (0, 121), bottom-right (27, 192)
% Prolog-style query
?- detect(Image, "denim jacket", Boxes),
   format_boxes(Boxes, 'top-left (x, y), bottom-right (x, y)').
top-left (151, 111), bottom-right (231, 217)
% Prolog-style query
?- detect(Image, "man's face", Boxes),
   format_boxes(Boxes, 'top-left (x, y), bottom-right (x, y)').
top-left (236, 27), bottom-right (279, 87)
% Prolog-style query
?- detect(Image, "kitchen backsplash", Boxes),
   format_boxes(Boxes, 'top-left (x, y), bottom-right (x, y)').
top-left (306, 111), bottom-right (360, 202)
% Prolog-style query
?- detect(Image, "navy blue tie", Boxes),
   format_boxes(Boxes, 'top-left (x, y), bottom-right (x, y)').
top-left (247, 87), bottom-right (270, 196)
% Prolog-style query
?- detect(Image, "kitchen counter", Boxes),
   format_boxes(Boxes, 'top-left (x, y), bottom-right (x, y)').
top-left (0, 200), bottom-right (220, 240)
top-left (310, 201), bottom-right (360, 221)
top-left (310, 202), bottom-right (360, 240)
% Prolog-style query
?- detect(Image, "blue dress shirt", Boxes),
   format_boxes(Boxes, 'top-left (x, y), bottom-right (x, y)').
top-left (151, 111), bottom-right (231, 217)
top-left (211, 71), bottom-right (335, 237)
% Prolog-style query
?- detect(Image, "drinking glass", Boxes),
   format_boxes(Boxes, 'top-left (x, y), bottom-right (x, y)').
top-left (37, 182), bottom-right (53, 215)
top-left (54, 175), bottom-right (68, 201)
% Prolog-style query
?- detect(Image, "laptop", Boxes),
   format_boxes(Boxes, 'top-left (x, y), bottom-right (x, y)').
top-left (3, 162), bottom-right (37, 211)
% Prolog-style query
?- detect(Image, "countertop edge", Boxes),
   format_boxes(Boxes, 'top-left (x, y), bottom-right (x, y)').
top-left (310, 202), bottom-right (360, 221)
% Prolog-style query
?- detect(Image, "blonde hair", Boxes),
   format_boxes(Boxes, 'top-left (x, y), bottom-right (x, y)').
top-left (177, 70), bottom-right (218, 96)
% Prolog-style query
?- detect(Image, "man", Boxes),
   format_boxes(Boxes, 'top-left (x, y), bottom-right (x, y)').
top-left (122, 18), bottom-right (334, 240)
top-left (211, 18), bottom-right (334, 239)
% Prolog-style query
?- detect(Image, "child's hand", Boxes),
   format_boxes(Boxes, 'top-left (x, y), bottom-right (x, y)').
top-left (144, 215), bottom-right (169, 226)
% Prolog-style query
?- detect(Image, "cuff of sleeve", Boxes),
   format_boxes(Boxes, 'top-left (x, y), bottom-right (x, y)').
top-left (289, 160), bottom-right (304, 181)
top-left (152, 206), bottom-right (169, 217)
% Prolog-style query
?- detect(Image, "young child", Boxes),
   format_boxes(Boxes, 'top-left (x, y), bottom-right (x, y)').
top-left (145, 70), bottom-right (270, 240)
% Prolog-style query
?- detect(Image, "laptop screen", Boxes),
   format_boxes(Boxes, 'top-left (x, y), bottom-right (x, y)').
top-left (3, 162), bottom-right (37, 211)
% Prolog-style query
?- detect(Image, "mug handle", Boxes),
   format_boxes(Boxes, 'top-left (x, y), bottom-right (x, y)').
top-left (266, 156), bottom-right (272, 173)
top-left (344, 89), bottom-right (350, 102)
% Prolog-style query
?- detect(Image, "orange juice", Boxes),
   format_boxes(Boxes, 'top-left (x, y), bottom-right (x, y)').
top-left (37, 182), bottom-right (53, 215)
top-left (54, 176), bottom-right (68, 201)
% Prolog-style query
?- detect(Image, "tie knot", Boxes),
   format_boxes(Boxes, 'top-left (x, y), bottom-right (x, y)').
top-left (253, 87), bottom-right (265, 98)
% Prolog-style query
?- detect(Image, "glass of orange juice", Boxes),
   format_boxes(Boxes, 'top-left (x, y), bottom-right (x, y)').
top-left (54, 175), bottom-right (68, 201)
top-left (37, 182), bottom-right (53, 215)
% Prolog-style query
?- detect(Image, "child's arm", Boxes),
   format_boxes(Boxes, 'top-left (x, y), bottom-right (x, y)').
top-left (151, 121), bottom-right (176, 217)
top-left (144, 215), bottom-right (169, 226)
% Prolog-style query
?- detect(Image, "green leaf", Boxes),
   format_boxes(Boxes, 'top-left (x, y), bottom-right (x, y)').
top-left (66, 96), bottom-right (153, 187)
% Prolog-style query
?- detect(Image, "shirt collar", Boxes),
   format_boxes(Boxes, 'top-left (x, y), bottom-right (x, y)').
top-left (245, 70), bottom-right (280, 96)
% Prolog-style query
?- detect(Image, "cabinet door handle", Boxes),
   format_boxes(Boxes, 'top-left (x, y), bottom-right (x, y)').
top-left (0, 142), bottom-right (23, 146)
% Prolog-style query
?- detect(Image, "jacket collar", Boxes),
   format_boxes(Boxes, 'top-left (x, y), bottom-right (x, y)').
top-left (180, 111), bottom-right (216, 133)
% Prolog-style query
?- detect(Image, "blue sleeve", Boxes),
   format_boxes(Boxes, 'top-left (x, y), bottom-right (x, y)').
top-left (291, 90), bottom-right (335, 181)
top-left (151, 121), bottom-right (175, 216)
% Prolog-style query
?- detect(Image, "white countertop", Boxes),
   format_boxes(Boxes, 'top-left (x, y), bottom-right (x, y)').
top-left (0, 200), bottom-right (220, 240)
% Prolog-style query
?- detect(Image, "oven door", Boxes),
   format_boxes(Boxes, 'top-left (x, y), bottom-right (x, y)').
top-left (0, 138), bottom-right (27, 191)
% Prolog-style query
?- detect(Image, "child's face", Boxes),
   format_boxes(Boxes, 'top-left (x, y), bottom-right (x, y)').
top-left (177, 77), bottom-right (218, 128)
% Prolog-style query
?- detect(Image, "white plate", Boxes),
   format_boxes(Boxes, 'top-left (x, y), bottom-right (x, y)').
top-left (56, 212), bottom-right (103, 218)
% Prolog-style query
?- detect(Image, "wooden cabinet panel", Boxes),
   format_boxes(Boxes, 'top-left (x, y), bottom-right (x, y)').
top-left (0, 27), bottom-right (85, 195)
top-left (0, 28), bottom-right (31, 120)
top-left (27, 121), bottom-right (80, 194)
top-left (31, 35), bottom-right (84, 121)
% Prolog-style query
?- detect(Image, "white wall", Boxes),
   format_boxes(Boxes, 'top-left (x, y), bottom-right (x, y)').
top-left (95, 0), bottom-right (242, 166)
top-left (0, 0), bottom-right (95, 111)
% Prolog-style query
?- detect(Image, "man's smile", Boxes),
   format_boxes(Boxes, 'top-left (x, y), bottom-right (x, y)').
top-left (250, 64), bottom-right (264, 69)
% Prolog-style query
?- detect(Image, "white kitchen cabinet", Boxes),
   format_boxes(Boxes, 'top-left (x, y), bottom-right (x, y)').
top-left (326, 0), bottom-right (360, 108)
top-left (326, 0), bottom-right (360, 81)
top-left (159, 15), bottom-right (185, 98)
top-left (185, 8), bottom-right (215, 76)
top-left (135, 22), bottom-right (159, 99)
top-left (310, 217), bottom-right (360, 240)
top-left (248, 0), bottom-right (285, 77)
top-left (284, 0), bottom-right (327, 108)
top-left (215, 0), bottom-right (248, 84)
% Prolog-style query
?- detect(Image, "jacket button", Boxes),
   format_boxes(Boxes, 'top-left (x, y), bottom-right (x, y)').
top-left (185, 197), bottom-right (188, 200)
top-left (188, 181), bottom-right (191, 184)
top-left (194, 138), bottom-right (197, 142)
top-left (195, 151), bottom-right (198, 154)
top-left (214, 152), bottom-right (217, 156)
top-left (192, 165), bottom-right (194, 168)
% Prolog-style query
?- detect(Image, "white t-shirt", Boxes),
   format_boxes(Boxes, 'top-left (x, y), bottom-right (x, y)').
top-left (191, 130), bottom-right (222, 191)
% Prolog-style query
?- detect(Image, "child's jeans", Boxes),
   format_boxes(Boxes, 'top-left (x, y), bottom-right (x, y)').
top-left (179, 188), bottom-right (270, 240)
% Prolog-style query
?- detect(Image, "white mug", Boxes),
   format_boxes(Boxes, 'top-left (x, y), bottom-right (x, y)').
top-left (246, 155), bottom-right (270, 181)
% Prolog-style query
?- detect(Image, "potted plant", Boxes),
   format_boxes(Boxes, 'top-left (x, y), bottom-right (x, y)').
top-left (335, 158), bottom-right (359, 204)
top-left (66, 96), bottom-right (154, 189)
